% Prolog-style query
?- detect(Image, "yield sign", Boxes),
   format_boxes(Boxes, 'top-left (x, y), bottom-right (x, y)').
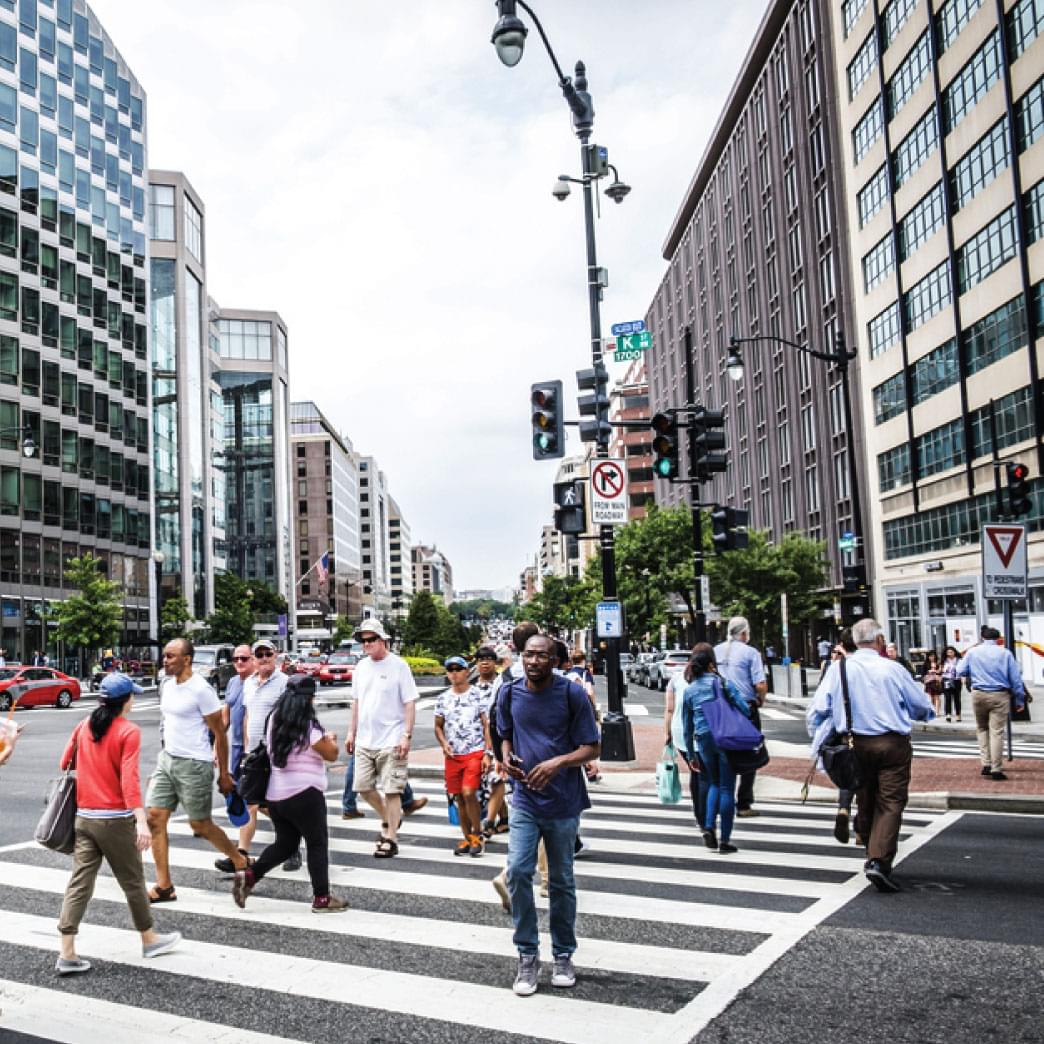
top-left (986, 526), bottom-right (1022, 568)
top-left (982, 524), bottom-right (1027, 599)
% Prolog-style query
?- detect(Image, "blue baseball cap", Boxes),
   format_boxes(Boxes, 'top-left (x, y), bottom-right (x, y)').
top-left (226, 790), bottom-right (250, 827)
top-left (98, 672), bottom-right (143, 701)
top-left (444, 656), bottom-right (469, 670)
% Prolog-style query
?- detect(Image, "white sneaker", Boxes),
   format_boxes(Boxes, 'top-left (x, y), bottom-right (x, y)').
top-left (513, 954), bottom-right (540, 996)
top-left (551, 954), bottom-right (576, 988)
top-left (143, 931), bottom-right (182, 958)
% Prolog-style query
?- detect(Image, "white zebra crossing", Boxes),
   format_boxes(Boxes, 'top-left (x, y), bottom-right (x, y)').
top-left (0, 777), bottom-right (959, 1044)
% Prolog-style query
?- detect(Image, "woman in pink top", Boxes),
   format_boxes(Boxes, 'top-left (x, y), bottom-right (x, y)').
top-left (55, 673), bottom-right (181, 976)
top-left (232, 675), bottom-right (346, 913)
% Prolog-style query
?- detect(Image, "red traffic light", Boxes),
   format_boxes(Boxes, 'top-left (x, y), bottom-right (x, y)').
top-left (1011, 463), bottom-right (1029, 481)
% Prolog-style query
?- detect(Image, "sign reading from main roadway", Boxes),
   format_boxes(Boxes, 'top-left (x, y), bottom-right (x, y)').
top-left (590, 459), bottom-right (628, 525)
top-left (982, 523), bottom-right (1027, 599)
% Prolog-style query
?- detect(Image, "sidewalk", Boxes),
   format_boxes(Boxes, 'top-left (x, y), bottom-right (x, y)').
top-left (408, 720), bottom-right (1044, 815)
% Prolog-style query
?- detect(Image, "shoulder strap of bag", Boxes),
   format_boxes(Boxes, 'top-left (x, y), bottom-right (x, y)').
top-left (838, 657), bottom-right (853, 734)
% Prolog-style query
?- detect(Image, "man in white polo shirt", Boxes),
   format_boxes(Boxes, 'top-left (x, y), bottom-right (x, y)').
top-left (344, 619), bottom-right (418, 859)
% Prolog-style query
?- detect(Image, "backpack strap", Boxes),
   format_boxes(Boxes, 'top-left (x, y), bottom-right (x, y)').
top-left (838, 658), bottom-right (854, 733)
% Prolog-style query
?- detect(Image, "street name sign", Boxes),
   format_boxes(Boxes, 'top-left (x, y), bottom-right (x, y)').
top-left (982, 524), bottom-right (1027, 599)
top-left (596, 600), bottom-right (624, 638)
top-left (838, 531), bottom-right (856, 552)
top-left (590, 459), bottom-right (628, 525)
top-left (611, 320), bottom-right (646, 336)
top-left (615, 330), bottom-right (652, 354)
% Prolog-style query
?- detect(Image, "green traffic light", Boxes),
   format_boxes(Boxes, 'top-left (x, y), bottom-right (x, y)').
top-left (654, 458), bottom-right (674, 478)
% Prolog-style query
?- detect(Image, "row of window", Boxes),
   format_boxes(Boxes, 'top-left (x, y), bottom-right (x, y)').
top-left (883, 0), bottom-right (918, 49)
top-left (897, 181), bottom-right (944, 260)
top-left (950, 117), bottom-right (1010, 213)
top-left (886, 31), bottom-right (930, 122)
top-left (935, 0), bottom-right (983, 54)
top-left (956, 204), bottom-right (1018, 295)
top-left (1007, 0), bottom-right (1044, 60)
top-left (941, 30), bottom-right (1001, 135)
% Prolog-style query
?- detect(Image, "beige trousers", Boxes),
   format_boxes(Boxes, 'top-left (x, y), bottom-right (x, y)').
top-left (971, 689), bottom-right (1010, 772)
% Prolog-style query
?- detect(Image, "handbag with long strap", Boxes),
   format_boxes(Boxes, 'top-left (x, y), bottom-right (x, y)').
top-left (656, 742), bottom-right (683, 804)
top-left (36, 725), bottom-right (80, 854)
top-left (703, 677), bottom-right (764, 751)
top-left (819, 658), bottom-right (863, 791)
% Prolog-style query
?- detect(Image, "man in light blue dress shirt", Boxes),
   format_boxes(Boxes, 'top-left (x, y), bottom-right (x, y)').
top-left (956, 626), bottom-right (1026, 781)
top-left (808, 618), bottom-right (934, 893)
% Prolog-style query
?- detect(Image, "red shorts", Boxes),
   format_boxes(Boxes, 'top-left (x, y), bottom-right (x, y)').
top-left (444, 750), bottom-right (484, 795)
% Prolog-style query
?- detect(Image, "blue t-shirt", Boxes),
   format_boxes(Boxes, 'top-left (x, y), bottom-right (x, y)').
top-left (713, 639), bottom-right (766, 704)
top-left (225, 674), bottom-right (247, 769)
top-left (497, 675), bottom-right (600, 820)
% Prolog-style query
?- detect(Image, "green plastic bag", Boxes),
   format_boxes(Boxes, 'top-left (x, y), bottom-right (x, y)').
top-left (656, 743), bottom-right (682, 804)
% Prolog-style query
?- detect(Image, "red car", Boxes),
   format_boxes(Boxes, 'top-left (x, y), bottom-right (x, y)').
top-left (318, 653), bottom-right (358, 687)
top-left (0, 667), bottom-right (82, 710)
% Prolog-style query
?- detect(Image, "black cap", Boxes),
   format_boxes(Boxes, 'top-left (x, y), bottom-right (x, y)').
top-left (476, 646), bottom-right (497, 660)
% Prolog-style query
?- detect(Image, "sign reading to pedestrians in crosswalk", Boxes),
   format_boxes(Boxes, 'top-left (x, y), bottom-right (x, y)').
top-left (982, 524), bottom-right (1027, 599)
top-left (590, 459), bottom-right (628, 525)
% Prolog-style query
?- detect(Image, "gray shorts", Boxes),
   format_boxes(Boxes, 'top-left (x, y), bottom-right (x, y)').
top-left (355, 746), bottom-right (408, 794)
top-left (146, 749), bottom-right (216, 821)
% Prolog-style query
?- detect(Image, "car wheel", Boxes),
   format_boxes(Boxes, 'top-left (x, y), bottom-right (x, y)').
top-left (56, 689), bottom-right (73, 708)
top-left (0, 693), bottom-right (11, 711)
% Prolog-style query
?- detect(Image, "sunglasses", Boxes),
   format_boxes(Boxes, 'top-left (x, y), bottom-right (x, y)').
top-left (360, 636), bottom-right (381, 644)
top-left (233, 656), bottom-right (253, 663)
top-left (446, 665), bottom-right (468, 672)
top-left (254, 650), bottom-right (274, 658)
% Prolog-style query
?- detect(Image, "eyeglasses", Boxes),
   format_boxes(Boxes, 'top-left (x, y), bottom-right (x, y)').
top-left (360, 636), bottom-right (381, 644)
top-left (254, 650), bottom-right (274, 658)
top-left (233, 656), bottom-right (253, 663)
top-left (522, 651), bottom-right (551, 660)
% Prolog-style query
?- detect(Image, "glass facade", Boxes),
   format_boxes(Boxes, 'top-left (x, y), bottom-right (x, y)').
top-left (0, 0), bottom-right (149, 663)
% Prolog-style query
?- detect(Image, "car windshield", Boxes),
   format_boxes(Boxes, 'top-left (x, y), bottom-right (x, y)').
top-left (328, 655), bottom-right (357, 665)
top-left (194, 651), bottom-right (216, 665)
top-left (0, 669), bottom-right (19, 680)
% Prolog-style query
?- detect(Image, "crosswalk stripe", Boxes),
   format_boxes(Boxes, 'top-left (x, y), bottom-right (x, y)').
top-left (3, 909), bottom-right (678, 1044)
top-left (0, 978), bottom-right (299, 1044)
top-left (759, 707), bottom-right (795, 720)
top-left (0, 860), bottom-right (739, 983)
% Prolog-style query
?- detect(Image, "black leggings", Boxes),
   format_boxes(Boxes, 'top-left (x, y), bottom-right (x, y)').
top-left (252, 787), bottom-right (330, 897)
top-left (943, 682), bottom-right (962, 718)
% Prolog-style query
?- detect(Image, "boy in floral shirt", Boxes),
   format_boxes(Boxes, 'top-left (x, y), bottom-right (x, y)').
top-left (435, 656), bottom-right (492, 856)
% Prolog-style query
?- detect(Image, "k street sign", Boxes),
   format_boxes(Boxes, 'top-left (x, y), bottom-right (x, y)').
top-left (982, 524), bottom-right (1027, 599)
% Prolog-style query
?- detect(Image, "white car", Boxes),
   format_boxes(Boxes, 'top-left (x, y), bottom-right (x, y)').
top-left (649, 650), bottom-right (691, 691)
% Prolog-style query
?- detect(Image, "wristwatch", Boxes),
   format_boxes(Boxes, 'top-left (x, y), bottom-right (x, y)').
top-left (403, 732), bottom-right (412, 739)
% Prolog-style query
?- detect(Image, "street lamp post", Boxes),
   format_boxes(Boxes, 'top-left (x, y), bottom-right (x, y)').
top-left (1, 425), bottom-right (37, 663)
top-left (491, 1), bottom-right (634, 761)
top-left (151, 549), bottom-right (165, 656)
top-left (726, 330), bottom-right (867, 622)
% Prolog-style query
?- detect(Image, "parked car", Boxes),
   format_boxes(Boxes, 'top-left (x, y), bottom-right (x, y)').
top-left (191, 645), bottom-right (236, 695)
top-left (629, 652), bottom-right (655, 684)
top-left (648, 649), bottom-right (692, 691)
top-left (0, 667), bottom-right (82, 710)
top-left (638, 652), bottom-right (664, 687)
top-left (617, 653), bottom-right (633, 677)
top-left (318, 652), bottom-right (359, 687)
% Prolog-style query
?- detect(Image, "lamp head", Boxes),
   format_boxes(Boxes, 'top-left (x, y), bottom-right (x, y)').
top-left (604, 178), bottom-right (631, 204)
top-left (491, 2), bottom-right (527, 67)
top-left (551, 176), bottom-right (571, 201)
top-left (21, 434), bottom-right (35, 458)
top-left (725, 343), bottom-right (744, 383)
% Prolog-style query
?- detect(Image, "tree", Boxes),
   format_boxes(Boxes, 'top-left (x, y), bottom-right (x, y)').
top-left (53, 554), bottom-right (123, 670)
top-left (159, 592), bottom-right (192, 644)
top-left (203, 573), bottom-right (255, 646)
top-left (402, 591), bottom-right (440, 653)
top-left (526, 574), bottom-right (597, 638)
top-left (247, 580), bottom-right (288, 617)
top-left (331, 615), bottom-right (354, 647)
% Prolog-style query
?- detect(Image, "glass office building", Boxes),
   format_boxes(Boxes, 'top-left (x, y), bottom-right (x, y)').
top-left (0, 0), bottom-right (150, 666)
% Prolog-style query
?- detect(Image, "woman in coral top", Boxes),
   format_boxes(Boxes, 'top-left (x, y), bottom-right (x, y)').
top-left (55, 672), bottom-right (182, 976)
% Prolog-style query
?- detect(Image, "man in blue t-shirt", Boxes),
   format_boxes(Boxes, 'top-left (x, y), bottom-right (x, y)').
top-left (498, 634), bottom-right (600, 998)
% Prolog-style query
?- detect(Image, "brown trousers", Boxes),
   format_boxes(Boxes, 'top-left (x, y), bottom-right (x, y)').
top-left (853, 733), bottom-right (912, 871)
top-left (59, 815), bottom-right (153, 936)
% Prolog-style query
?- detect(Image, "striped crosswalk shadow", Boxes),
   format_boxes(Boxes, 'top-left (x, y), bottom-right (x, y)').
top-left (913, 737), bottom-right (1044, 760)
top-left (0, 778), bottom-right (958, 1044)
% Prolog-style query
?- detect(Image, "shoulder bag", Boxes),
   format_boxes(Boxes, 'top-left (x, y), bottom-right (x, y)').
top-left (819, 658), bottom-right (863, 791)
top-left (237, 711), bottom-right (275, 805)
top-left (36, 724), bottom-right (81, 854)
top-left (703, 677), bottom-right (764, 751)
top-left (656, 742), bottom-right (682, 804)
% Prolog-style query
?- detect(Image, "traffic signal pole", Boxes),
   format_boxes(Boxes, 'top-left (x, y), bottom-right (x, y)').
top-left (683, 326), bottom-right (707, 644)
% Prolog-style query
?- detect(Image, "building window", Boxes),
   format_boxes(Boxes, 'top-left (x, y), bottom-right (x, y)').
top-left (873, 370), bottom-right (907, 424)
top-left (852, 98), bottom-right (884, 165)
top-left (878, 443), bottom-right (912, 492)
top-left (1007, 0), bottom-right (1044, 60)
top-left (898, 182), bottom-right (945, 260)
top-left (1016, 75), bottom-right (1044, 153)
top-left (935, 0), bottom-right (984, 53)
top-left (868, 301), bottom-right (902, 358)
top-left (892, 105), bottom-right (939, 188)
top-left (917, 418), bottom-right (965, 478)
top-left (1024, 177), bottom-right (1044, 244)
top-left (950, 117), bottom-right (1011, 213)
top-left (184, 197), bottom-right (202, 262)
top-left (956, 205), bottom-right (1018, 294)
top-left (862, 233), bottom-right (896, 292)
top-left (148, 184), bottom-right (174, 240)
top-left (883, 0), bottom-right (918, 48)
top-left (969, 385), bottom-right (1036, 458)
top-left (886, 32), bottom-right (931, 120)
top-left (848, 30), bottom-right (878, 101)
top-left (964, 294), bottom-right (1027, 374)
top-left (217, 319), bottom-right (272, 361)
top-left (910, 338), bottom-right (959, 404)
top-left (858, 165), bottom-right (890, 227)
top-left (941, 31), bottom-right (1001, 134)
top-left (842, 0), bottom-right (869, 38)
top-left (903, 260), bottom-right (952, 331)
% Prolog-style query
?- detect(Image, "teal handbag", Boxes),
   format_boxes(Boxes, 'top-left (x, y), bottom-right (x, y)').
top-left (656, 743), bottom-right (682, 804)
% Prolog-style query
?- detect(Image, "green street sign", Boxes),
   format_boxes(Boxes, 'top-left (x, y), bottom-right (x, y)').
top-left (615, 349), bottom-right (644, 361)
top-left (615, 331), bottom-right (652, 353)
top-left (838, 536), bottom-right (856, 552)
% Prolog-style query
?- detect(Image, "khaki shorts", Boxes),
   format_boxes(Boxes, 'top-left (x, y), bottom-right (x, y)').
top-left (146, 749), bottom-right (216, 822)
top-left (355, 746), bottom-right (409, 795)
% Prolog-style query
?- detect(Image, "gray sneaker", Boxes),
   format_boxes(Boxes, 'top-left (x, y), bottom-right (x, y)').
top-left (143, 931), bottom-right (182, 958)
top-left (512, 954), bottom-right (540, 996)
top-left (551, 954), bottom-right (576, 988)
top-left (55, 956), bottom-right (91, 976)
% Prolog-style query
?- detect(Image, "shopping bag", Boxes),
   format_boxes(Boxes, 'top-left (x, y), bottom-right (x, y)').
top-left (656, 743), bottom-right (682, 804)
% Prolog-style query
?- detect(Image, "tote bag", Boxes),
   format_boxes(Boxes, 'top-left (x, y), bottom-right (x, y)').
top-left (35, 726), bottom-right (80, 854)
top-left (656, 743), bottom-right (682, 804)
top-left (702, 678), bottom-right (764, 751)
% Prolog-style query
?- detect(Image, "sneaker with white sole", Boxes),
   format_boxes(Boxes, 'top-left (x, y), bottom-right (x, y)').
top-left (513, 954), bottom-right (540, 996)
top-left (551, 954), bottom-right (577, 988)
top-left (492, 872), bottom-right (511, 913)
top-left (55, 956), bottom-right (91, 976)
top-left (142, 931), bottom-right (182, 958)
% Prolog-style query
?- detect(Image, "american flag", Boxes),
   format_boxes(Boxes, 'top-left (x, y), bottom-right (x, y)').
top-left (316, 551), bottom-right (330, 590)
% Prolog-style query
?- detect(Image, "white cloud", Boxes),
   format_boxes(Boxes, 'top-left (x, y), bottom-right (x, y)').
top-left (89, 0), bottom-right (769, 589)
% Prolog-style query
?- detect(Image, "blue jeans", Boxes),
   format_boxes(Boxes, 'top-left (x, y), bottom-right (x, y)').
top-left (341, 754), bottom-right (414, 812)
top-left (506, 806), bottom-right (580, 957)
top-left (697, 735), bottom-right (737, 843)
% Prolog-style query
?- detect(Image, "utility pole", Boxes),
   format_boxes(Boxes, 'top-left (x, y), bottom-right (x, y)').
top-left (683, 326), bottom-right (706, 644)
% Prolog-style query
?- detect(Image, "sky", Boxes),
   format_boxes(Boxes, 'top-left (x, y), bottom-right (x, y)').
top-left (88, 0), bottom-right (771, 591)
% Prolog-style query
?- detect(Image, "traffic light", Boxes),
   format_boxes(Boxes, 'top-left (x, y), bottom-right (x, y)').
top-left (842, 564), bottom-right (867, 592)
top-left (710, 506), bottom-right (749, 554)
top-left (651, 412), bottom-right (679, 480)
top-left (577, 365), bottom-right (611, 446)
top-left (691, 407), bottom-right (727, 482)
top-left (531, 380), bottom-right (565, 460)
top-left (553, 480), bottom-right (586, 534)
top-left (1006, 461), bottom-right (1031, 517)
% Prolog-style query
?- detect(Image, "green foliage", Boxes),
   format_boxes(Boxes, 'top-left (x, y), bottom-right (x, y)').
top-left (403, 656), bottom-right (444, 676)
top-left (203, 573), bottom-right (255, 646)
top-left (452, 598), bottom-right (514, 622)
top-left (402, 591), bottom-right (472, 660)
top-left (53, 554), bottom-right (123, 658)
top-left (524, 574), bottom-right (597, 637)
top-left (247, 581), bottom-right (288, 616)
top-left (159, 593), bottom-right (192, 643)
top-left (331, 615), bottom-right (354, 647)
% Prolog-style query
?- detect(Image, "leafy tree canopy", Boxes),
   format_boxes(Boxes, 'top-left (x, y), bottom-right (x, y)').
top-left (53, 554), bottom-right (123, 656)
top-left (203, 573), bottom-right (255, 646)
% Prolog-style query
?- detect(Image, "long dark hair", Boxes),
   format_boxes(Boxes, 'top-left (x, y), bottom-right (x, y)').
top-left (270, 686), bottom-right (319, 768)
top-left (89, 699), bottom-right (128, 742)
top-left (684, 643), bottom-right (716, 683)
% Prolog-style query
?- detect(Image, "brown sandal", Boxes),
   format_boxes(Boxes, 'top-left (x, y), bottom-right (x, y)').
top-left (148, 885), bottom-right (177, 903)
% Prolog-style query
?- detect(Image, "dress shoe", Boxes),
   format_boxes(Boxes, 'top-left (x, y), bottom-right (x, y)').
top-left (402, 796), bottom-right (429, 816)
top-left (990, 771), bottom-right (1008, 781)
top-left (736, 808), bottom-right (759, 818)
top-left (980, 766), bottom-right (992, 777)
top-left (865, 859), bottom-right (901, 893)
top-left (833, 809), bottom-right (850, 845)
top-left (341, 810), bottom-right (364, 820)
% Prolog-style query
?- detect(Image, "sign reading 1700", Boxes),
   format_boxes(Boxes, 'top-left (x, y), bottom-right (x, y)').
top-left (613, 328), bottom-right (653, 361)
